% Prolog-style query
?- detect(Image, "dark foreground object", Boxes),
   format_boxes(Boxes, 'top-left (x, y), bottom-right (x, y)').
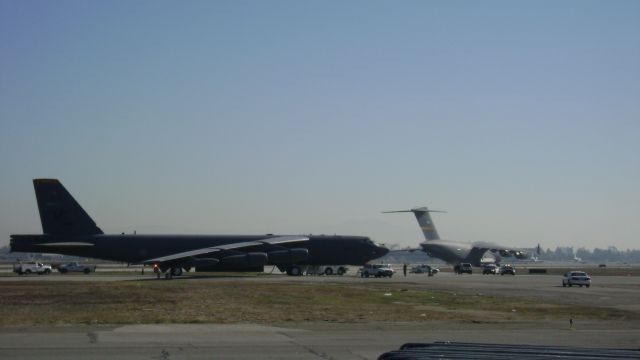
top-left (379, 342), bottom-right (640, 359)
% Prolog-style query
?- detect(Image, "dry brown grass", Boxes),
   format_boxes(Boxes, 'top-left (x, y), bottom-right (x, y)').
top-left (0, 280), bottom-right (635, 326)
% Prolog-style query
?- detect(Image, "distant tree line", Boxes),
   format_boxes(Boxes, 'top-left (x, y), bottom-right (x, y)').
top-left (537, 246), bottom-right (640, 263)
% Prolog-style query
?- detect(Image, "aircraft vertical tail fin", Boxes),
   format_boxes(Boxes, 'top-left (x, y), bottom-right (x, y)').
top-left (383, 207), bottom-right (445, 241)
top-left (33, 179), bottom-right (103, 236)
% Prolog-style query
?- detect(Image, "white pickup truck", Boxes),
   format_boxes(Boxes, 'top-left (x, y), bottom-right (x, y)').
top-left (359, 264), bottom-right (394, 278)
top-left (13, 262), bottom-right (52, 275)
top-left (58, 262), bottom-right (97, 274)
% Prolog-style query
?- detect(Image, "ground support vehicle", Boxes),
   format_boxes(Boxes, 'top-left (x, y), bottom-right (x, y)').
top-left (304, 265), bottom-right (348, 276)
top-left (499, 265), bottom-right (516, 276)
top-left (411, 264), bottom-right (438, 276)
top-left (454, 263), bottom-right (473, 274)
top-left (359, 264), bottom-right (394, 278)
top-left (562, 271), bottom-right (591, 288)
top-left (13, 262), bottom-right (52, 275)
top-left (482, 264), bottom-right (498, 275)
top-left (58, 262), bottom-right (97, 274)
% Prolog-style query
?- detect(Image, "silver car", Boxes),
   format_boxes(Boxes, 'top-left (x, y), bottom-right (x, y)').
top-left (562, 271), bottom-right (591, 288)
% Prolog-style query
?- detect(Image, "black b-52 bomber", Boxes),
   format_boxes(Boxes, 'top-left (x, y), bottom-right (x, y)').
top-left (384, 207), bottom-right (528, 266)
top-left (10, 179), bottom-right (388, 279)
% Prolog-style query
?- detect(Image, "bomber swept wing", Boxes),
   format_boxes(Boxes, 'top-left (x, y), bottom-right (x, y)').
top-left (140, 235), bottom-right (309, 264)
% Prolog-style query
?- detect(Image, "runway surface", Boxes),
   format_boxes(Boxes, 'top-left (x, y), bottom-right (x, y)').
top-left (1, 270), bottom-right (639, 359)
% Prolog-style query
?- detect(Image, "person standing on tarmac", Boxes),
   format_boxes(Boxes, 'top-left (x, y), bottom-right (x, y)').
top-left (403, 263), bottom-right (407, 277)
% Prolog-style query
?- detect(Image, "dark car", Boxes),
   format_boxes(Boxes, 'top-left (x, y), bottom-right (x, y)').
top-left (411, 264), bottom-right (439, 275)
top-left (455, 263), bottom-right (473, 274)
top-left (482, 264), bottom-right (498, 275)
top-left (57, 262), bottom-right (96, 274)
top-left (499, 265), bottom-right (516, 275)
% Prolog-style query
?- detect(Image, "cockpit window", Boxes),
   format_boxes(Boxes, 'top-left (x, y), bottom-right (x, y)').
top-left (363, 238), bottom-right (379, 247)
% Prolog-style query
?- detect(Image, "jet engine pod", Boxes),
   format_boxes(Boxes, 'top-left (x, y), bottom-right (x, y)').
top-left (191, 258), bottom-right (220, 267)
top-left (267, 248), bottom-right (309, 264)
top-left (220, 252), bottom-right (268, 267)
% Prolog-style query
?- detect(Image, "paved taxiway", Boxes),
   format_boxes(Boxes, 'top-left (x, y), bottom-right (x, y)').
top-left (1, 271), bottom-right (639, 359)
top-left (1, 320), bottom-right (638, 360)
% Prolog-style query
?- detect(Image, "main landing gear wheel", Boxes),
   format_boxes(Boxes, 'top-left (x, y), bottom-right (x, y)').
top-left (286, 266), bottom-right (302, 276)
top-left (163, 267), bottom-right (183, 280)
top-left (171, 268), bottom-right (183, 277)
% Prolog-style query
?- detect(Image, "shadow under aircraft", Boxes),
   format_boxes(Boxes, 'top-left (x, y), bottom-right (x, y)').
top-left (11, 179), bottom-right (388, 279)
top-left (384, 207), bottom-right (527, 266)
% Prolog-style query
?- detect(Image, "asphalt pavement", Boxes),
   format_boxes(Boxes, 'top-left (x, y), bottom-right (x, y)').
top-left (1, 270), bottom-right (639, 359)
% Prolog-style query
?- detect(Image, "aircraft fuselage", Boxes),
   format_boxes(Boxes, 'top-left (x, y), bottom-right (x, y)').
top-left (420, 240), bottom-right (473, 264)
top-left (11, 234), bottom-right (386, 266)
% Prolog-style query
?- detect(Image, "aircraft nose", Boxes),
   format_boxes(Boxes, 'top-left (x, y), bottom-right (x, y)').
top-left (375, 244), bottom-right (389, 257)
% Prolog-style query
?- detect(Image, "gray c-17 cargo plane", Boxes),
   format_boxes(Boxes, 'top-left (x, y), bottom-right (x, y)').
top-left (384, 207), bottom-right (527, 266)
top-left (10, 179), bottom-right (388, 279)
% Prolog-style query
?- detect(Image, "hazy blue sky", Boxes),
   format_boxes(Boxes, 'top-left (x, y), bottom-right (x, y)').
top-left (1, 1), bottom-right (638, 251)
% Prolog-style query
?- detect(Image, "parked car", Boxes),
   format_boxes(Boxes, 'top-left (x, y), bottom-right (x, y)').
top-left (482, 264), bottom-right (498, 275)
top-left (58, 262), bottom-right (97, 274)
top-left (411, 264), bottom-right (439, 275)
top-left (499, 265), bottom-right (516, 276)
top-left (359, 264), bottom-right (394, 278)
top-left (13, 262), bottom-right (52, 275)
top-left (455, 263), bottom-right (473, 274)
top-left (562, 271), bottom-right (591, 288)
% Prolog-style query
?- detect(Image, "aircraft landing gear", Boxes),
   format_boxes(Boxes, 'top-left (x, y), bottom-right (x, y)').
top-left (286, 265), bottom-right (303, 276)
top-left (163, 267), bottom-right (183, 280)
